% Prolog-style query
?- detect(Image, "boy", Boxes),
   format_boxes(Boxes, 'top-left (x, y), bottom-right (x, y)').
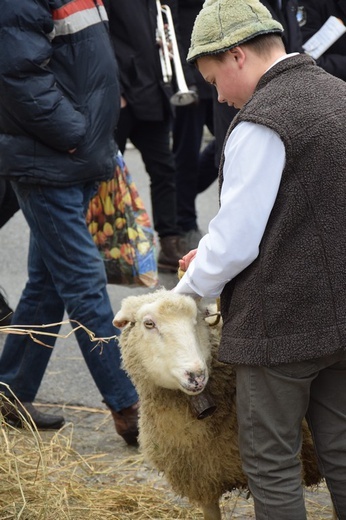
top-left (174, 0), bottom-right (346, 517)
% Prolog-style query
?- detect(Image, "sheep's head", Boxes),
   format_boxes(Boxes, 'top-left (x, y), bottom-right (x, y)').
top-left (113, 290), bottom-right (211, 395)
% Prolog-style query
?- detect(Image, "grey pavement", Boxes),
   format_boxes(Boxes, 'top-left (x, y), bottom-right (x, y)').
top-left (0, 142), bottom-right (218, 411)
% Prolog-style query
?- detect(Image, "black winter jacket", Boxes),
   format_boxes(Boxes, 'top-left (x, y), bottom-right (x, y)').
top-left (105, 0), bottom-right (173, 121)
top-left (264, 0), bottom-right (303, 53)
top-left (298, 0), bottom-right (346, 80)
top-left (0, 0), bottom-right (119, 186)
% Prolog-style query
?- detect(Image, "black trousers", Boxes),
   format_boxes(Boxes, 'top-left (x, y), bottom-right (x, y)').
top-left (116, 106), bottom-right (179, 238)
top-left (173, 98), bottom-right (217, 232)
top-left (212, 89), bottom-right (239, 166)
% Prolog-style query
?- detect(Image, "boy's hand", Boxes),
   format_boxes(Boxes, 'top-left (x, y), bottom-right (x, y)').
top-left (178, 249), bottom-right (197, 272)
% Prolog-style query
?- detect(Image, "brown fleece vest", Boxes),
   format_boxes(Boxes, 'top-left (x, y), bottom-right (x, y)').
top-left (218, 54), bottom-right (346, 366)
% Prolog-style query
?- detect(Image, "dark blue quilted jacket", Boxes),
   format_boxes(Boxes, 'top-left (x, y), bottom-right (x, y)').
top-left (0, 0), bottom-right (120, 186)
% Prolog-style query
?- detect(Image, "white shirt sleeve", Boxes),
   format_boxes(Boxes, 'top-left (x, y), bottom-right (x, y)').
top-left (173, 121), bottom-right (286, 298)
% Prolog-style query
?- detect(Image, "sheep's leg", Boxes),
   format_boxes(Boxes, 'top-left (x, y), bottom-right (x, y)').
top-left (202, 501), bottom-right (221, 520)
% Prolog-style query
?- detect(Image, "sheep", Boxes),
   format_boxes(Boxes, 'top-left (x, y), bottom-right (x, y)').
top-left (113, 288), bottom-right (323, 520)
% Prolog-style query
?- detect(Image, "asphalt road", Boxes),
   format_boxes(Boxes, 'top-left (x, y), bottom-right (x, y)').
top-left (0, 140), bottom-right (218, 411)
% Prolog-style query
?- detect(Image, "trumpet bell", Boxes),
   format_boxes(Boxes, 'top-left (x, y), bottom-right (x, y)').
top-left (171, 89), bottom-right (198, 106)
top-left (158, 2), bottom-right (198, 107)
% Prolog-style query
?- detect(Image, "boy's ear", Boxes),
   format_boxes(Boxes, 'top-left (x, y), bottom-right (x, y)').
top-left (230, 46), bottom-right (245, 65)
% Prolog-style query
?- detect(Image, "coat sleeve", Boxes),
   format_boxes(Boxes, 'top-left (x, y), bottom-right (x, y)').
top-left (0, 3), bottom-right (86, 151)
top-left (299, 0), bottom-right (346, 81)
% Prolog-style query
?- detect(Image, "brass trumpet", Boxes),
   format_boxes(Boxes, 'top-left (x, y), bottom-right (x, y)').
top-left (156, 1), bottom-right (198, 106)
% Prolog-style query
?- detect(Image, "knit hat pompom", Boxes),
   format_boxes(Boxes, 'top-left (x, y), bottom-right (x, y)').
top-left (187, 0), bottom-right (283, 63)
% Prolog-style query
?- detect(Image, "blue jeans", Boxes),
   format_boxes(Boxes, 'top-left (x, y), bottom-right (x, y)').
top-left (0, 181), bottom-right (138, 412)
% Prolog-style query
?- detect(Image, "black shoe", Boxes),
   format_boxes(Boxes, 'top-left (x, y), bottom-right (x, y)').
top-left (0, 289), bottom-right (13, 327)
top-left (1, 399), bottom-right (65, 430)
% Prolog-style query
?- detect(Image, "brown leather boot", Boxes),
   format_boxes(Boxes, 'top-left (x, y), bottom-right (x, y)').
top-left (157, 235), bottom-right (183, 273)
top-left (110, 402), bottom-right (139, 446)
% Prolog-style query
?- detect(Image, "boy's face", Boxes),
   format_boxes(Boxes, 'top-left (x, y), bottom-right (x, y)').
top-left (197, 48), bottom-right (256, 109)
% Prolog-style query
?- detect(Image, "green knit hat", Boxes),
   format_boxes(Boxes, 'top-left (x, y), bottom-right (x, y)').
top-left (187, 0), bottom-right (284, 63)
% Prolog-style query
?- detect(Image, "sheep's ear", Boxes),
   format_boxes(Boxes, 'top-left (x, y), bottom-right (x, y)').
top-left (113, 310), bottom-right (129, 328)
top-left (113, 306), bottom-right (133, 328)
top-left (113, 296), bottom-right (140, 328)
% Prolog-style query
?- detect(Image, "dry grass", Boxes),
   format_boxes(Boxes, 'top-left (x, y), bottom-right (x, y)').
top-left (0, 395), bottom-right (203, 519)
top-left (0, 324), bottom-right (200, 519)
top-left (0, 320), bottom-right (116, 351)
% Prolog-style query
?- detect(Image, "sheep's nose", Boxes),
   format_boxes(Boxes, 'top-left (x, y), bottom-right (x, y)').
top-left (186, 369), bottom-right (207, 389)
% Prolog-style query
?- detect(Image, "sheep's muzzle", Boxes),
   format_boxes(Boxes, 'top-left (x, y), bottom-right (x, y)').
top-left (181, 369), bottom-right (208, 394)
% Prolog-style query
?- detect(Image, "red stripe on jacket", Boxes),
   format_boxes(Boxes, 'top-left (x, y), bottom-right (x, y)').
top-left (52, 0), bottom-right (104, 21)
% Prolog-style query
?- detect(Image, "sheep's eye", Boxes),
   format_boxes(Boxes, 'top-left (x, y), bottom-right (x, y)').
top-left (143, 319), bottom-right (155, 329)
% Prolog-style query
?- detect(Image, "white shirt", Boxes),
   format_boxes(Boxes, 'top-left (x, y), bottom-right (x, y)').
top-left (173, 121), bottom-right (286, 298)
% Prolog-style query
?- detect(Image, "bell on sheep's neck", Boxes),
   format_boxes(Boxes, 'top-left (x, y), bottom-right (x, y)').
top-left (189, 389), bottom-right (217, 420)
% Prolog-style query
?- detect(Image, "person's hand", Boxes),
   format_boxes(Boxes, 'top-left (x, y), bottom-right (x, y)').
top-left (68, 148), bottom-right (76, 154)
top-left (178, 249), bottom-right (197, 272)
top-left (120, 96), bottom-right (127, 108)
